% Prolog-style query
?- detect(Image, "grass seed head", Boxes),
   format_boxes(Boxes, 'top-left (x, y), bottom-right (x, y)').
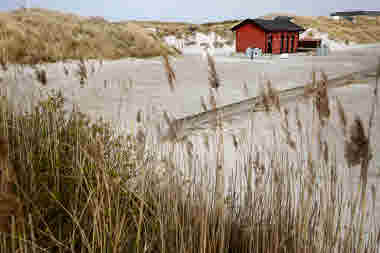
top-left (344, 116), bottom-right (371, 167)
top-left (232, 134), bottom-right (239, 150)
top-left (34, 67), bottom-right (48, 86)
top-left (315, 72), bottom-right (330, 125)
top-left (63, 65), bottom-right (69, 76)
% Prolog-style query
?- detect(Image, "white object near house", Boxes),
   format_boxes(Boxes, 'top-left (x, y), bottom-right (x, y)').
top-left (280, 53), bottom-right (289, 59)
top-left (246, 47), bottom-right (262, 59)
top-left (164, 35), bottom-right (185, 49)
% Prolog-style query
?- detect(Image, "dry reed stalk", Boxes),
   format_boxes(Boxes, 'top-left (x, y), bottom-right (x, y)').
top-left (242, 82), bottom-right (249, 97)
top-left (303, 71), bottom-right (317, 99)
top-left (209, 88), bottom-right (217, 110)
top-left (371, 185), bottom-right (377, 213)
top-left (76, 58), bottom-right (88, 86)
top-left (207, 53), bottom-right (220, 90)
top-left (366, 58), bottom-right (380, 155)
top-left (357, 58), bottom-right (380, 209)
top-left (163, 54), bottom-right (176, 92)
top-left (200, 96), bottom-right (208, 112)
top-left (266, 80), bottom-right (280, 112)
top-left (202, 133), bottom-right (210, 152)
top-left (231, 133), bottom-right (238, 150)
top-left (259, 85), bottom-right (271, 114)
top-left (335, 97), bottom-right (347, 136)
top-left (294, 105), bottom-right (302, 134)
top-left (161, 111), bottom-right (185, 143)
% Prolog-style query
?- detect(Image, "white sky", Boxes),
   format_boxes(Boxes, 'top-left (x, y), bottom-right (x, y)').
top-left (1, 0), bottom-right (379, 23)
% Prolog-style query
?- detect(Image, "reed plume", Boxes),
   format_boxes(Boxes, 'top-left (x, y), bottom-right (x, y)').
top-left (163, 54), bottom-right (176, 92)
top-left (207, 53), bottom-right (220, 90)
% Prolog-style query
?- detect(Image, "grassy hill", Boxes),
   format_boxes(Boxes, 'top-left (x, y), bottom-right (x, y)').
top-left (0, 8), bottom-right (174, 65)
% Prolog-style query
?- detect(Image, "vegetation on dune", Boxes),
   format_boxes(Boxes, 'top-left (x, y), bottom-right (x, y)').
top-left (289, 15), bottom-right (380, 44)
top-left (139, 13), bottom-right (380, 46)
top-left (0, 8), bottom-right (175, 65)
top-left (0, 53), bottom-right (379, 252)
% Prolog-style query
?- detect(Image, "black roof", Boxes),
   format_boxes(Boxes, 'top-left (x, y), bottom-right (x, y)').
top-left (231, 18), bottom-right (305, 32)
top-left (331, 11), bottom-right (380, 17)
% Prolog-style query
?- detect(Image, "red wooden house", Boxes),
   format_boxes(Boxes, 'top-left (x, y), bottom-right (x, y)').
top-left (231, 17), bottom-right (305, 54)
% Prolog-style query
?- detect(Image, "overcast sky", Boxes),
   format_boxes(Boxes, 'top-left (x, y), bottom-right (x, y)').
top-left (1, 0), bottom-right (379, 23)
